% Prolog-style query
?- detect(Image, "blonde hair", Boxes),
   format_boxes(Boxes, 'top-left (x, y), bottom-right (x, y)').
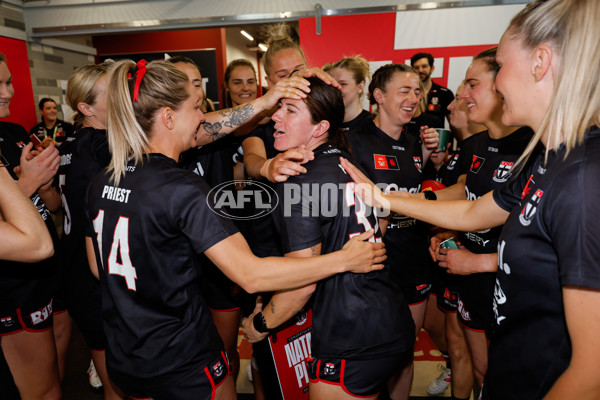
top-left (331, 55), bottom-right (371, 100)
top-left (263, 23), bottom-right (306, 77)
top-left (106, 59), bottom-right (190, 185)
top-left (66, 62), bottom-right (111, 128)
top-left (508, 0), bottom-right (600, 160)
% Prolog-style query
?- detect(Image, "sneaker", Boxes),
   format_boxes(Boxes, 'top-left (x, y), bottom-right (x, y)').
top-left (427, 364), bottom-right (451, 395)
top-left (87, 359), bottom-right (103, 389)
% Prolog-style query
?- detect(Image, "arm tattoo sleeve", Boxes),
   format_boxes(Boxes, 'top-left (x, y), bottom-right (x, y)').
top-left (201, 103), bottom-right (255, 142)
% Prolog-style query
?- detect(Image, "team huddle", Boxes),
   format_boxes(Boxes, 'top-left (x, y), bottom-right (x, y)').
top-left (1, 1), bottom-right (600, 399)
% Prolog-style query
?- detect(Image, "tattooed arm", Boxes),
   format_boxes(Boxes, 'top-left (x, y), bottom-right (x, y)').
top-left (196, 76), bottom-right (311, 146)
top-left (242, 244), bottom-right (320, 343)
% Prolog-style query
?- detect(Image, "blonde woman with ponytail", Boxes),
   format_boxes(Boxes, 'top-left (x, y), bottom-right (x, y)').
top-left (341, 0), bottom-right (600, 398)
top-left (84, 59), bottom-right (385, 400)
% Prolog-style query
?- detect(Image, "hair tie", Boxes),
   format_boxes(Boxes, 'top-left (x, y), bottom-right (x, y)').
top-left (130, 59), bottom-right (148, 102)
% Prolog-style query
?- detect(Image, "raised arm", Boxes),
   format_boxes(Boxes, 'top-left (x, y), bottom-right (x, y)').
top-left (340, 157), bottom-right (508, 232)
top-left (204, 230), bottom-right (385, 294)
top-left (0, 163), bottom-right (53, 262)
top-left (196, 77), bottom-right (310, 146)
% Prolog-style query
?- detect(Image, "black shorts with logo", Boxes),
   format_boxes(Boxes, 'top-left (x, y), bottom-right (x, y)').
top-left (457, 273), bottom-right (495, 334)
top-left (0, 297), bottom-right (54, 336)
top-left (400, 283), bottom-right (432, 306)
top-left (307, 353), bottom-right (411, 397)
top-left (110, 351), bottom-right (231, 400)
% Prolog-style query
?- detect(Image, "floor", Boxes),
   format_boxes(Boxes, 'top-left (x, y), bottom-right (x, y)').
top-left (61, 326), bottom-right (452, 399)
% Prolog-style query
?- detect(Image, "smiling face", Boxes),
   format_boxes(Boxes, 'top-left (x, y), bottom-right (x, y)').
top-left (0, 62), bottom-right (14, 119)
top-left (447, 84), bottom-right (469, 131)
top-left (265, 48), bottom-right (306, 86)
top-left (460, 59), bottom-right (503, 126)
top-left (174, 81), bottom-right (206, 152)
top-left (375, 71), bottom-right (421, 126)
top-left (271, 98), bottom-right (323, 151)
top-left (495, 33), bottom-right (538, 128)
top-left (41, 100), bottom-right (58, 126)
top-left (226, 65), bottom-right (257, 106)
top-left (330, 67), bottom-right (364, 109)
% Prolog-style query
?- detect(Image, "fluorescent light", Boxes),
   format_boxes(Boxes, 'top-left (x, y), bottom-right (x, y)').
top-left (241, 30), bottom-right (254, 41)
top-left (258, 43), bottom-right (268, 52)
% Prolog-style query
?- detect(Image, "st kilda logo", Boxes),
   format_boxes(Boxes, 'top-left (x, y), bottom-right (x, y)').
top-left (470, 156), bottom-right (485, 173)
top-left (493, 161), bottom-right (514, 183)
top-left (413, 156), bottom-right (423, 173)
top-left (446, 153), bottom-right (460, 170)
top-left (519, 189), bottom-right (544, 226)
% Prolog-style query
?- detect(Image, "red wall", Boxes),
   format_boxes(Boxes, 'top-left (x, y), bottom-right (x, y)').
top-left (93, 28), bottom-right (227, 104)
top-left (1, 36), bottom-right (37, 129)
top-left (299, 13), bottom-right (495, 88)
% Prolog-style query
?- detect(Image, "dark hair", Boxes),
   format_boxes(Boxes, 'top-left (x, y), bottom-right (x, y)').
top-left (0, 53), bottom-right (5, 64)
top-left (223, 59), bottom-right (256, 108)
top-left (410, 52), bottom-right (434, 67)
top-left (474, 47), bottom-right (500, 78)
top-left (166, 56), bottom-right (200, 72)
top-left (303, 76), bottom-right (350, 154)
top-left (38, 97), bottom-right (56, 111)
top-left (368, 64), bottom-right (418, 105)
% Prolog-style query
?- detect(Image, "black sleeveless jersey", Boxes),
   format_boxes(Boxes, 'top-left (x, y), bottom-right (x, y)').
top-left (274, 143), bottom-right (414, 360)
top-left (58, 128), bottom-right (110, 271)
top-left (349, 118), bottom-right (431, 286)
top-left (0, 122), bottom-right (59, 304)
top-left (85, 153), bottom-right (238, 378)
top-left (485, 127), bottom-right (600, 399)
top-left (457, 127), bottom-right (533, 255)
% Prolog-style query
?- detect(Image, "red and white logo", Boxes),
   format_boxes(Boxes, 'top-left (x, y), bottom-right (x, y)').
top-left (324, 362), bottom-right (336, 376)
top-left (30, 299), bottom-right (53, 325)
top-left (470, 156), bottom-right (485, 173)
top-left (373, 154), bottom-right (399, 170)
top-left (413, 156), bottom-right (422, 173)
top-left (493, 161), bottom-right (514, 183)
top-left (519, 189), bottom-right (544, 226)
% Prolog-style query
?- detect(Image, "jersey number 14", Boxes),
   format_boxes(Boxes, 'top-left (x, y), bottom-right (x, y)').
top-left (93, 210), bottom-right (138, 291)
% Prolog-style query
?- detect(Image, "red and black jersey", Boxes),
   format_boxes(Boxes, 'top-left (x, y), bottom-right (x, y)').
top-left (0, 122), bottom-right (59, 307)
top-left (426, 82), bottom-right (454, 121)
top-left (485, 126), bottom-right (600, 399)
top-left (274, 143), bottom-right (415, 360)
top-left (349, 118), bottom-right (431, 286)
top-left (29, 119), bottom-right (75, 146)
top-left (84, 153), bottom-right (238, 379)
top-left (58, 128), bottom-right (110, 270)
top-left (457, 127), bottom-right (533, 255)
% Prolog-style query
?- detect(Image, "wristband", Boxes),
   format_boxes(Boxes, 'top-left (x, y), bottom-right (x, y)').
top-left (253, 311), bottom-right (271, 333)
top-left (423, 190), bottom-right (437, 201)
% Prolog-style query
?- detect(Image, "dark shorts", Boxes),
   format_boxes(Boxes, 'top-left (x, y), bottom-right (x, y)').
top-left (307, 353), bottom-right (411, 398)
top-left (400, 283), bottom-right (432, 306)
top-left (110, 351), bottom-right (231, 400)
top-left (435, 286), bottom-right (459, 313)
top-left (0, 297), bottom-right (54, 336)
top-left (457, 273), bottom-right (495, 333)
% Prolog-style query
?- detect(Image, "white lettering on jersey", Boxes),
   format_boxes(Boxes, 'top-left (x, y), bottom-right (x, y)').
top-left (193, 162), bottom-right (205, 176)
top-left (493, 240), bottom-right (510, 325)
top-left (60, 153), bottom-right (71, 166)
top-left (107, 217), bottom-right (137, 291)
top-left (101, 185), bottom-right (132, 203)
top-left (465, 185), bottom-right (480, 201)
top-left (487, 146), bottom-right (499, 153)
top-left (382, 183), bottom-right (420, 194)
top-left (464, 232), bottom-right (490, 247)
top-left (392, 145), bottom-right (405, 151)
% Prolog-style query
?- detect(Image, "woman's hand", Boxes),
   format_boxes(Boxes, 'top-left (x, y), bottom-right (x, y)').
top-left (429, 231), bottom-right (457, 262)
top-left (256, 77), bottom-right (311, 110)
top-left (260, 146), bottom-right (314, 182)
top-left (291, 67), bottom-right (342, 90)
top-left (241, 299), bottom-right (269, 344)
top-left (339, 157), bottom-right (390, 210)
top-left (420, 126), bottom-right (440, 150)
top-left (341, 229), bottom-right (387, 273)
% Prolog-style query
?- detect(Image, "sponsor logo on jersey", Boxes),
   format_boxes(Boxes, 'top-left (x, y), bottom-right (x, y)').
top-left (443, 288), bottom-right (457, 302)
top-left (487, 146), bottom-right (499, 153)
top-left (296, 310), bottom-right (308, 326)
top-left (413, 156), bottom-right (422, 173)
top-left (446, 153), bottom-right (459, 170)
top-left (30, 299), bottom-right (53, 325)
top-left (373, 154), bottom-right (400, 170)
top-left (324, 362), bottom-right (336, 376)
top-left (60, 153), bottom-right (72, 166)
top-left (470, 156), bottom-right (485, 173)
top-left (519, 189), bottom-right (543, 226)
top-left (392, 145), bottom-right (405, 151)
top-left (493, 161), bottom-right (514, 183)
top-left (16, 141), bottom-right (25, 149)
top-left (208, 180), bottom-right (279, 220)
top-left (1, 316), bottom-right (15, 327)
